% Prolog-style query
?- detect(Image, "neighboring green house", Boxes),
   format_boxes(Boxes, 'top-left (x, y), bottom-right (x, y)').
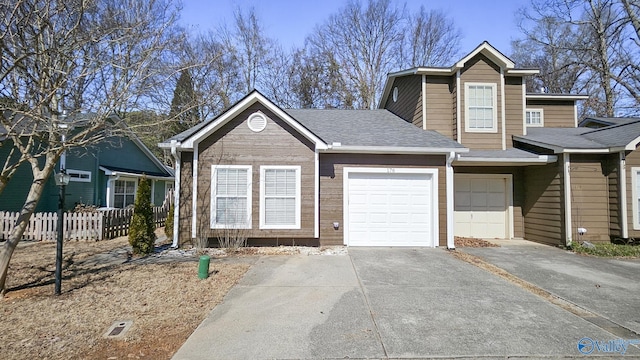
top-left (0, 134), bottom-right (174, 212)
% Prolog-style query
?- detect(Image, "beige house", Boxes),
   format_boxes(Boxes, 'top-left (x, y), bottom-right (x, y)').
top-left (162, 42), bottom-right (640, 248)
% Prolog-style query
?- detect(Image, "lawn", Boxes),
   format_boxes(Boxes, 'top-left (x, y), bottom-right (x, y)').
top-left (0, 229), bottom-right (250, 359)
top-left (572, 241), bottom-right (640, 258)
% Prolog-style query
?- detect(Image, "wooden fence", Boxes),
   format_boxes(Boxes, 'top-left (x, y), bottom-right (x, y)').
top-left (0, 206), bottom-right (168, 242)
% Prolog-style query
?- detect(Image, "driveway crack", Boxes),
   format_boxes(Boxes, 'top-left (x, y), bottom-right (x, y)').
top-left (349, 252), bottom-right (389, 359)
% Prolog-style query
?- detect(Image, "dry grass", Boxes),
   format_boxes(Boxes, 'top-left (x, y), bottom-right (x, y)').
top-left (454, 236), bottom-right (500, 248)
top-left (0, 230), bottom-right (250, 360)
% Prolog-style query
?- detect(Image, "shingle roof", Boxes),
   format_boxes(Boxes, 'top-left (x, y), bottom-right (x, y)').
top-left (515, 120), bottom-right (640, 151)
top-left (459, 148), bottom-right (544, 159)
top-left (579, 116), bottom-right (640, 127)
top-left (285, 109), bottom-right (463, 149)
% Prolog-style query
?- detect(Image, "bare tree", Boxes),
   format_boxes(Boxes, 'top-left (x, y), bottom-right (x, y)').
top-left (305, 0), bottom-right (405, 109)
top-left (399, 7), bottom-right (462, 68)
top-left (0, 0), bottom-right (184, 295)
top-left (515, 0), bottom-right (640, 116)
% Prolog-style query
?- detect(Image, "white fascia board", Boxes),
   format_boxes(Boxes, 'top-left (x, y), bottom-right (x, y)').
top-left (158, 142), bottom-right (177, 149)
top-left (322, 146), bottom-right (468, 155)
top-left (455, 42), bottom-right (515, 69)
top-left (506, 69), bottom-right (540, 76)
top-left (454, 155), bottom-right (557, 165)
top-left (98, 166), bottom-right (175, 180)
top-left (512, 137), bottom-right (610, 154)
top-left (624, 135), bottom-right (640, 150)
top-left (564, 148), bottom-right (611, 154)
top-left (526, 94), bottom-right (590, 101)
top-left (181, 92), bottom-right (328, 150)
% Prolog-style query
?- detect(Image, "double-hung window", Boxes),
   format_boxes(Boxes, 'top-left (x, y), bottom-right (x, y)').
top-left (465, 83), bottom-right (497, 132)
top-left (260, 166), bottom-right (301, 229)
top-left (114, 179), bottom-right (136, 208)
top-left (211, 165), bottom-right (252, 229)
top-left (526, 109), bottom-right (544, 127)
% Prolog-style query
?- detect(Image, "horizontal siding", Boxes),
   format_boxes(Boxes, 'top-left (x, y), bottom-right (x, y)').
top-left (384, 75), bottom-right (422, 127)
top-left (504, 76), bottom-right (524, 147)
top-left (454, 167), bottom-right (525, 238)
top-left (179, 152), bottom-right (193, 245)
top-left (526, 99), bottom-right (575, 128)
top-left (523, 161), bottom-right (565, 245)
top-left (459, 54), bottom-right (503, 150)
top-left (570, 154), bottom-right (610, 242)
top-left (425, 75), bottom-right (454, 139)
top-left (319, 154), bottom-right (447, 246)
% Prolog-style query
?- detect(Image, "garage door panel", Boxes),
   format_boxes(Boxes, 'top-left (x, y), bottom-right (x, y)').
top-left (346, 171), bottom-right (435, 247)
top-left (455, 176), bottom-right (508, 239)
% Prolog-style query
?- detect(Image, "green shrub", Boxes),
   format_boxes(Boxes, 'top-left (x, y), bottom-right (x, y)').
top-left (129, 176), bottom-right (156, 255)
top-left (165, 204), bottom-right (174, 239)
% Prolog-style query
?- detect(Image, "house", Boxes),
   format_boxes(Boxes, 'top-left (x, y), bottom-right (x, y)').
top-left (162, 42), bottom-right (640, 249)
top-left (0, 120), bottom-right (174, 212)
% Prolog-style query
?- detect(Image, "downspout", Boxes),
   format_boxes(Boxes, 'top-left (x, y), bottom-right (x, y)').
top-left (314, 149), bottom-right (320, 239)
top-left (171, 140), bottom-right (181, 248)
top-left (620, 152), bottom-right (629, 239)
top-left (563, 153), bottom-right (573, 246)
top-left (446, 152), bottom-right (455, 249)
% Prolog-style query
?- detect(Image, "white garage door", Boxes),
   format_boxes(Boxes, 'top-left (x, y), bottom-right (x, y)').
top-left (345, 169), bottom-right (437, 247)
top-left (454, 175), bottom-right (509, 239)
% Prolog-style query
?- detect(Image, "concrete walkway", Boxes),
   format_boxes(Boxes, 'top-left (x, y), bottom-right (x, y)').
top-left (460, 240), bottom-right (640, 337)
top-left (172, 248), bottom-right (638, 359)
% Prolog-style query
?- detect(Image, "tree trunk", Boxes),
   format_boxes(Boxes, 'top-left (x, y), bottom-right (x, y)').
top-left (0, 159), bottom-right (56, 296)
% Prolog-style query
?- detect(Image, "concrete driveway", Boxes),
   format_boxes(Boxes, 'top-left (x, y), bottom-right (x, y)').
top-left (460, 240), bottom-right (640, 337)
top-left (172, 248), bottom-right (640, 359)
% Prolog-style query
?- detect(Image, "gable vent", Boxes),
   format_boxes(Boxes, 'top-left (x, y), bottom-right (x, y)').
top-left (247, 112), bottom-right (267, 132)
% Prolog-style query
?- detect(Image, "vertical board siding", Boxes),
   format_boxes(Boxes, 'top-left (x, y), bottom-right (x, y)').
top-left (624, 149), bottom-right (640, 239)
top-left (523, 161), bottom-right (565, 245)
top-left (570, 154), bottom-right (610, 242)
top-left (504, 76), bottom-right (524, 147)
top-left (179, 152), bottom-right (193, 245)
top-left (384, 75), bottom-right (423, 127)
top-left (194, 103), bottom-right (316, 244)
top-left (319, 153), bottom-right (447, 246)
top-left (425, 76), bottom-right (454, 138)
top-left (454, 167), bottom-right (525, 238)
top-left (459, 54), bottom-right (503, 150)
top-left (525, 99), bottom-right (576, 128)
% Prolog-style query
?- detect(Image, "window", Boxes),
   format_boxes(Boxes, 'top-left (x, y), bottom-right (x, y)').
top-left (392, 87), bottom-right (399, 102)
top-left (211, 165), bottom-right (252, 229)
top-left (526, 109), bottom-right (544, 127)
top-left (67, 169), bottom-right (91, 182)
top-left (260, 166), bottom-right (301, 229)
top-left (633, 168), bottom-right (640, 230)
top-left (114, 179), bottom-right (136, 208)
top-left (465, 83), bottom-right (497, 132)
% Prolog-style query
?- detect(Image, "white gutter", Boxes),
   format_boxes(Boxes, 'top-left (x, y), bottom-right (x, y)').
top-left (563, 154), bottom-right (573, 246)
top-left (322, 146), bottom-right (468, 155)
top-left (446, 152), bottom-right (455, 249)
top-left (620, 152), bottom-right (629, 239)
top-left (98, 166), bottom-right (174, 181)
top-left (171, 140), bottom-right (180, 248)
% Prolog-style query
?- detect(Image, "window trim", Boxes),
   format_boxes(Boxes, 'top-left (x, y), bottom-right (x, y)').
top-left (525, 108), bottom-right (544, 127)
top-left (113, 178), bottom-right (137, 208)
top-left (632, 167), bottom-right (640, 230)
top-left (464, 82), bottom-right (498, 133)
top-left (210, 165), bottom-right (252, 229)
top-left (67, 169), bottom-right (92, 183)
top-left (259, 165), bottom-right (301, 230)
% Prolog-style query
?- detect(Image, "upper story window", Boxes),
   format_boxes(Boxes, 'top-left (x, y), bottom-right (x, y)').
top-left (67, 169), bottom-right (91, 182)
top-left (260, 166), bottom-right (301, 229)
top-left (211, 165), bottom-right (252, 229)
top-left (526, 109), bottom-right (544, 127)
top-left (465, 83), bottom-right (497, 133)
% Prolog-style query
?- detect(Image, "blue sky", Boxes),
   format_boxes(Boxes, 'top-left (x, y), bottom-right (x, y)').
top-left (180, 0), bottom-right (531, 58)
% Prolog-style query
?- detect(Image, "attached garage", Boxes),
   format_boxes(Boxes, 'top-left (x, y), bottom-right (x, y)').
top-left (454, 174), bottom-right (512, 239)
top-left (343, 167), bottom-right (439, 247)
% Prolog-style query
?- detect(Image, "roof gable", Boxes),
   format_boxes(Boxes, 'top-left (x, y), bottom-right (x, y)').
top-left (164, 90), bottom-right (327, 151)
top-left (455, 41), bottom-right (515, 70)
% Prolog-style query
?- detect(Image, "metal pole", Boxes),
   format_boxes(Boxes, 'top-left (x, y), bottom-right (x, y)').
top-left (54, 182), bottom-right (65, 295)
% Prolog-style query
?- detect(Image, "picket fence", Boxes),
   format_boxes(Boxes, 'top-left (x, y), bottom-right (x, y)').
top-left (0, 206), bottom-right (168, 242)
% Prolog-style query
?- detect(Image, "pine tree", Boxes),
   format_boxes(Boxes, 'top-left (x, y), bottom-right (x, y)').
top-left (129, 176), bottom-right (156, 255)
top-left (169, 69), bottom-right (199, 134)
